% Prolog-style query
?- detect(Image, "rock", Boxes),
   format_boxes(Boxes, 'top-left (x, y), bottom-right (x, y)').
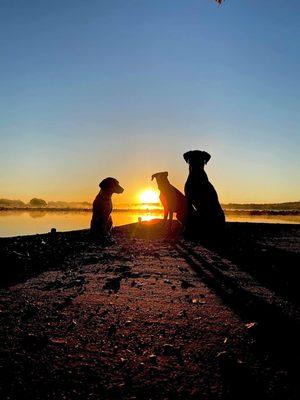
top-left (245, 322), bottom-right (257, 329)
top-left (162, 344), bottom-right (177, 356)
top-left (103, 277), bottom-right (121, 293)
top-left (108, 323), bottom-right (117, 337)
top-left (67, 319), bottom-right (77, 331)
top-left (49, 337), bottom-right (67, 345)
top-left (115, 265), bottom-right (131, 274)
top-left (181, 279), bottom-right (195, 289)
top-left (216, 351), bottom-right (227, 358)
top-left (21, 305), bottom-right (38, 321)
top-left (178, 310), bottom-right (187, 318)
top-left (64, 276), bottom-right (85, 289)
top-left (131, 280), bottom-right (143, 288)
top-left (191, 298), bottom-right (205, 305)
top-left (56, 296), bottom-right (74, 309)
top-left (22, 333), bottom-right (49, 350)
top-left (149, 354), bottom-right (157, 364)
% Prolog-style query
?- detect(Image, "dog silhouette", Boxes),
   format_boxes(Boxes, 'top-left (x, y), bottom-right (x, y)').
top-left (183, 151), bottom-right (225, 236)
top-left (90, 177), bottom-right (124, 238)
top-left (151, 171), bottom-right (187, 229)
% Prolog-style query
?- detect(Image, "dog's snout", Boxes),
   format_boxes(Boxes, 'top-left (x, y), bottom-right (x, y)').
top-left (116, 185), bottom-right (124, 194)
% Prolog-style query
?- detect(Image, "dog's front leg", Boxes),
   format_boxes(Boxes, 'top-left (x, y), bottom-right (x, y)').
top-left (163, 207), bottom-right (168, 223)
top-left (168, 211), bottom-right (174, 231)
top-left (106, 216), bottom-right (113, 233)
top-left (184, 200), bottom-right (195, 234)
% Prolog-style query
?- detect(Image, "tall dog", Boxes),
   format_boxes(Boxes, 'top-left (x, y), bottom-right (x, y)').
top-left (151, 171), bottom-right (187, 228)
top-left (90, 177), bottom-right (124, 238)
top-left (183, 150), bottom-right (225, 235)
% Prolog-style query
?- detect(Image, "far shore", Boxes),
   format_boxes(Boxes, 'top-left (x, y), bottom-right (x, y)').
top-left (1, 207), bottom-right (300, 216)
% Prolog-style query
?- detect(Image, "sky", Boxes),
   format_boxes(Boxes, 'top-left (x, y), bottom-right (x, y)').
top-left (0, 0), bottom-right (299, 204)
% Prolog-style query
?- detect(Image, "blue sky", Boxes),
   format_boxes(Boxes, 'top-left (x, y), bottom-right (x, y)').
top-left (0, 0), bottom-right (299, 202)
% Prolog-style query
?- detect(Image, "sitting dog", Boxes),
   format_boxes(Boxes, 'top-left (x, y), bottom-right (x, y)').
top-left (183, 150), bottom-right (225, 236)
top-left (90, 177), bottom-right (124, 238)
top-left (151, 171), bottom-right (187, 228)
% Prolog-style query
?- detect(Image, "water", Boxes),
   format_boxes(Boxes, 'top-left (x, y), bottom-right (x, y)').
top-left (0, 210), bottom-right (162, 237)
top-left (0, 210), bottom-right (299, 237)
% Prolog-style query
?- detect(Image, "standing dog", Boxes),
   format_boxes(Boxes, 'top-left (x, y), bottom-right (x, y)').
top-left (151, 172), bottom-right (187, 228)
top-left (90, 177), bottom-right (124, 238)
top-left (183, 150), bottom-right (225, 235)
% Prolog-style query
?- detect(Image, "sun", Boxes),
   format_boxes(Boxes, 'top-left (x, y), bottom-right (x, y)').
top-left (139, 189), bottom-right (160, 204)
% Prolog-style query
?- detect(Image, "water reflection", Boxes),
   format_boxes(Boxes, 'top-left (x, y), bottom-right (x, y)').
top-left (28, 211), bottom-right (48, 219)
top-left (0, 210), bottom-right (163, 237)
top-left (0, 210), bottom-right (299, 237)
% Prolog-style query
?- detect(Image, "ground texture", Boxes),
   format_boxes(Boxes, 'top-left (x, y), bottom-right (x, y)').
top-left (0, 221), bottom-right (299, 399)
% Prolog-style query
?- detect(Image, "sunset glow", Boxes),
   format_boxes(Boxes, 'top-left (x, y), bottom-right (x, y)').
top-left (0, 1), bottom-right (299, 205)
top-left (139, 189), bottom-right (160, 204)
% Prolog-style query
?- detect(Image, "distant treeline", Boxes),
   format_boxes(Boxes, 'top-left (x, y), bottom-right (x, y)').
top-left (223, 202), bottom-right (300, 211)
top-left (1, 198), bottom-right (300, 212)
top-left (0, 198), bottom-right (92, 209)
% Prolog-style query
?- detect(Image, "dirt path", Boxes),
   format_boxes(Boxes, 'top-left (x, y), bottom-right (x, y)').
top-left (0, 223), bottom-right (299, 399)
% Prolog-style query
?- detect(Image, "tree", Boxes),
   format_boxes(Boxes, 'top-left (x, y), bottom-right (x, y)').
top-left (0, 199), bottom-right (26, 208)
top-left (29, 198), bottom-right (47, 208)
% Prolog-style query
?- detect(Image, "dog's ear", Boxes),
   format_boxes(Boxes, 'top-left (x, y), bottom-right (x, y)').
top-left (183, 151), bottom-right (192, 163)
top-left (151, 174), bottom-right (156, 181)
top-left (99, 178), bottom-right (110, 189)
top-left (99, 177), bottom-right (117, 190)
top-left (162, 171), bottom-right (168, 178)
top-left (202, 151), bottom-right (211, 164)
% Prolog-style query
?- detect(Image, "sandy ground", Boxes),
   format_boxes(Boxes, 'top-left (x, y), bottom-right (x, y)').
top-left (0, 220), bottom-right (299, 399)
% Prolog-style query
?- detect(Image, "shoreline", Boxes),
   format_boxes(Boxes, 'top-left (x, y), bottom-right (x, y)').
top-left (1, 219), bottom-right (300, 240)
top-left (0, 220), bottom-right (300, 241)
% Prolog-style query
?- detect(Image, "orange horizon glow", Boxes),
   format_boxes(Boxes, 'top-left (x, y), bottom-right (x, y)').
top-left (1, 180), bottom-right (299, 206)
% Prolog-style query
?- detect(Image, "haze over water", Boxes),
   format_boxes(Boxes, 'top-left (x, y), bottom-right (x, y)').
top-left (1, 209), bottom-right (299, 238)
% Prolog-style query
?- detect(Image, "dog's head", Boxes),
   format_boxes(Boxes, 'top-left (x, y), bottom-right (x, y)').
top-left (183, 150), bottom-right (211, 167)
top-left (99, 177), bottom-right (124, 194)
top-left (151, 171), bottom-right (169, 185)
top-left (151, 172), bottom-right (169, 190)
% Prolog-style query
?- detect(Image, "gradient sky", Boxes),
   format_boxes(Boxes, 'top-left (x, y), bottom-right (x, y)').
top-left (0, 0), bottom-right (299, 203)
